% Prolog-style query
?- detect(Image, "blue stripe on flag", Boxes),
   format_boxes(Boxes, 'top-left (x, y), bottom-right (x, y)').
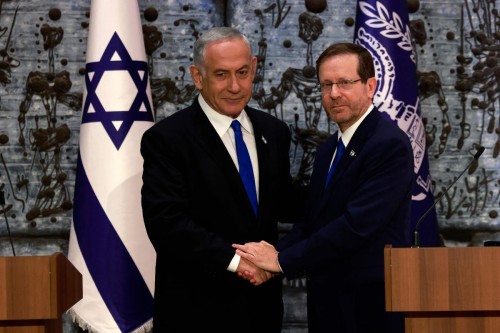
top-left (73, 152), bottom-right (153, 331)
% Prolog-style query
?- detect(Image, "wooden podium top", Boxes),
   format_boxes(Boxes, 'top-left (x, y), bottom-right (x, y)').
top-left (384, 245), bottom-right (500, 312)
top-left (0, 253), bottom-right (82, 321)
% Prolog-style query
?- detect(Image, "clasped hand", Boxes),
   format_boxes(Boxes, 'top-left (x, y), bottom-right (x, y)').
top-left (233, 241), bottom-right (281, 286)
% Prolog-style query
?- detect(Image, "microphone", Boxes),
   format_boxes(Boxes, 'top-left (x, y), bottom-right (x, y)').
top-left (412, 146), bottom-right (485, 248)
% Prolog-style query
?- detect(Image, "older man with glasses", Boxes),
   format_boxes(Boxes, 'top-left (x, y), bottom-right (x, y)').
top-left (234, 42), bottom-right (413, 333)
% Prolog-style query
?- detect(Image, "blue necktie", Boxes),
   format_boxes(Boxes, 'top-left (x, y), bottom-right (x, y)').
top-left (325, 139), bottom-right (345, 188)
top-left (231, 120), bottom-right (258, 216)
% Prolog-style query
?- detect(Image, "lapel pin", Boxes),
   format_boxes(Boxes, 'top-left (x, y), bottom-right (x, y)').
top-left (350, 150), bottom-right (356, 157)
top-left (262, 136), bottom-right (267, 144)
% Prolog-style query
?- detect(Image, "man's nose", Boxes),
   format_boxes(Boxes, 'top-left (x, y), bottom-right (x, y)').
top-left (227, 74), bottom-right (241, 91)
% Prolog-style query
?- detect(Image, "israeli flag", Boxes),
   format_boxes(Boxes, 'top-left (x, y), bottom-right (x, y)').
top-left (68, 0), bottom-right (156, 331)
top-left (354, 0), bottom-right (441, 246)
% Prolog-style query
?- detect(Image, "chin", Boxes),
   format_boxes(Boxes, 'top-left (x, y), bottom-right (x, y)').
top-left (223, 105), bottom-right (246, 116)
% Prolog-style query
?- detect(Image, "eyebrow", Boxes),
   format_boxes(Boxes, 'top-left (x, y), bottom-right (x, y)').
top-left (213, 64), bottom-right (251, 72)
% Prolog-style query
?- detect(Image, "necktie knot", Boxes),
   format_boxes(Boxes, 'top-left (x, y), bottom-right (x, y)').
top-left (231, 119), bottom-right (242, 133)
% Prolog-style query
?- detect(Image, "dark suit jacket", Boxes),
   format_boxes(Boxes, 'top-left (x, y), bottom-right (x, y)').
top-left (140, 99), bottom-right (293, 333)
top-left (277, 108), bottom-right (413, 333)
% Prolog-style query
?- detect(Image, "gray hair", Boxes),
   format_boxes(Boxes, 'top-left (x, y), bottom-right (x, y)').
top-left (192, 27), bottom-right (253, 74)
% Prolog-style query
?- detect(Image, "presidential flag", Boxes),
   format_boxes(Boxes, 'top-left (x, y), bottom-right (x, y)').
top-left (354, 0), bottom-right (441, 247)
top-left (67, 0), bottom-right (156, 332)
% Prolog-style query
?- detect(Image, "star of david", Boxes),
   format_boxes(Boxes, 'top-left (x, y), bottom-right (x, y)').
top-left (82, 32), bottom-right (154, 150)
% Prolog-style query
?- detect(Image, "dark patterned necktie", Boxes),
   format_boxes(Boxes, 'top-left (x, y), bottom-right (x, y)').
top-left (231, 120), bottom-right (258, 215)
top-left (325, 139), bottom-right (345, 188)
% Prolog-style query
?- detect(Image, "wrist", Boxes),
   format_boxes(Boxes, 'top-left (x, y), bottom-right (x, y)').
top-left (275, 252), bottom-right (283, 273)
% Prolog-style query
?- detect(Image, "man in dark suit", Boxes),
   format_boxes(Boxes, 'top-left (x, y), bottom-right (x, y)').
top-left (140, 27), bottom-right (294, 332)
top-left (234, 43), bottom-right (413, 333)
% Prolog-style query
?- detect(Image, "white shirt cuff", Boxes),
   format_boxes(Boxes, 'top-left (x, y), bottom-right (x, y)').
top-left (227, 253), bottom-right (241, 272)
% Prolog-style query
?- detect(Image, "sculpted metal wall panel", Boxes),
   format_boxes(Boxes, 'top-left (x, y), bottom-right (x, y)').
top-left (0, 0), bottom-right (498, 332)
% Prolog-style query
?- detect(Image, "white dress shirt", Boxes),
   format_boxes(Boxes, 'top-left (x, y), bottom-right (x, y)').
top-left (198, 94), bottom-right (259, 272)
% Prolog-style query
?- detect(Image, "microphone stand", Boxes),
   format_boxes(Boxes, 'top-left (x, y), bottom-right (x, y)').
top-left (0, 190), bottom-right (16, 256)
top-left (412, 147), bottom-right (485, 248)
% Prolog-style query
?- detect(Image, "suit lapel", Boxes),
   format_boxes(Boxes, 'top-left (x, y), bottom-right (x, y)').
top-left (191, 102), bottom-right (259, 220)
top-left (329, 109), bottom-right (380, 188)
top-left (315, 109), bottom-right (381, 212)
top-left (192, 103), bottom-right (253, 210)
top-left (192, 105), bottom-right (236, 174)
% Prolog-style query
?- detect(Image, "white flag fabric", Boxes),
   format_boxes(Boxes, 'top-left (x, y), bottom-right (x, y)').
top-left (68, 0), bottom-right (156, 332)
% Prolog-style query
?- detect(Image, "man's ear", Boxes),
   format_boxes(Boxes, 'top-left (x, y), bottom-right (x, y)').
top-left (366, 76), bottom-right (377, 99)
top-left (251, 56), bottom-right (257, 77)
top-left (189, 65), bottom-right (203, 90)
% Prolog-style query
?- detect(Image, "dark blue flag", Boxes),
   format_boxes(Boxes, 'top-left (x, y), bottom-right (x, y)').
top-left (354, 0), bottom-right (441, 247)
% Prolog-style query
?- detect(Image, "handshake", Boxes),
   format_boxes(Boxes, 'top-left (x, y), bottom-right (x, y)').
top-left (232, 241), bottom-right (282, 286)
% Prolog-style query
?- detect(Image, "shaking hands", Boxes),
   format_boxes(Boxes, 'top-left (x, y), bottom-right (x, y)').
top-left (233, 241), bottom-right (282, 286)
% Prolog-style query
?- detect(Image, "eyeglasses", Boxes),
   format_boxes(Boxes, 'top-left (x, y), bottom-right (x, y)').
top-left (317, 79), bottom-right (362, 94)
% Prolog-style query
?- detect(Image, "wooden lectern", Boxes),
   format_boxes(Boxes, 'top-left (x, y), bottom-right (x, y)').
top-left (0, 253), bottom-right (82, 333)
top-left (384, 245), bottom-right (500, 333)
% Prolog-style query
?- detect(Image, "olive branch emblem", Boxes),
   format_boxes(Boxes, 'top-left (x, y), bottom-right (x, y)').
top-left (359, 1), bottom-right (413, 52)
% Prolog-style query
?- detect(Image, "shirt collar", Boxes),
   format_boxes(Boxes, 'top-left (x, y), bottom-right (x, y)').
top-left (338, 104), bottom-right (374, 145)
top-left (198, 94), bottom-right (252, 137)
